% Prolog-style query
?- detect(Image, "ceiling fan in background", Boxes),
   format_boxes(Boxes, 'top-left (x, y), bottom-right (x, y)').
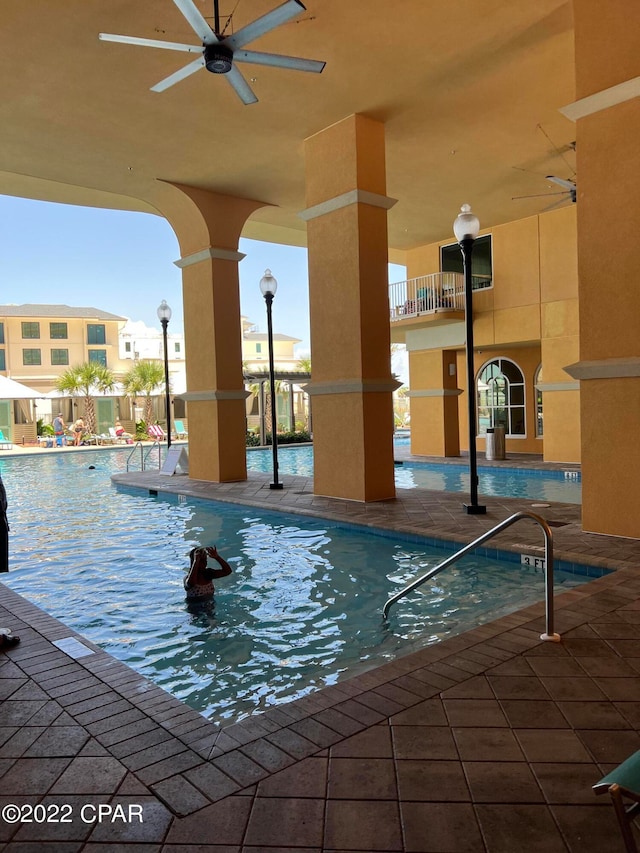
top-left (512, 126), bottom-right (577, 210)
top-left (99, 0), bottom-right (326, 104)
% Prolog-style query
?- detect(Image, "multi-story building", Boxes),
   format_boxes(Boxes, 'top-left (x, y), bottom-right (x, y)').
top-left (0, 304), bottom-right (129, 440)
top-left (241, 317), bottom-right (309, 434)
top-left (390, 204), bottom-right (579, 465)
top-left (0, 305), bottom-right (308, 441)
top-left (0, 304), bottom-right (129, 393)
top-left (0, 305), bottom-right (185, 438)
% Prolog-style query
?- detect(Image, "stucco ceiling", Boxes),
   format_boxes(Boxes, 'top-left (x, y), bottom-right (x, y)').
top-left (0, 0), bottom-right (577, 254)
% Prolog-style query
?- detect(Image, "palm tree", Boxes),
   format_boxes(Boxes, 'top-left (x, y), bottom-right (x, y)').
top-left (55, 363), bottom-right (117, 434)
top-left (122, 361), bottom-right (166, 427)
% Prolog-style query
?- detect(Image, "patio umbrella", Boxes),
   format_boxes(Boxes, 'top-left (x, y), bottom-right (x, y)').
top-left (0, 375), bottom-right (42, 400)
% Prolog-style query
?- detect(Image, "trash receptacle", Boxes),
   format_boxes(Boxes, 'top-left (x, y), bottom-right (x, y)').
top-left (485, 426), bottom-right (506, 460)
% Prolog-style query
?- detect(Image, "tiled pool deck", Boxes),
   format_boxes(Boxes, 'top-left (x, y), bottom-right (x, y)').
top-left (1, 446), bottom-right (640, 851)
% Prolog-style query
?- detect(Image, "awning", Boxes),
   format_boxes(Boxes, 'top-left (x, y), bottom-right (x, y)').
top-left (0, 375), bottom-right (43, 400)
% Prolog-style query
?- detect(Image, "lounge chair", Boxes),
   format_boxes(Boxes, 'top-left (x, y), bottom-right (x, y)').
top-left (593, 749), bottom-right (640, 851)
top-left (108, 427), bottom-right (128, 444)
top-left (147, 424), bottom-right (167, 441)
top-left (0, 430), bottom-right (12, 450)
top-left (173, 420), bottom-right (188, 439)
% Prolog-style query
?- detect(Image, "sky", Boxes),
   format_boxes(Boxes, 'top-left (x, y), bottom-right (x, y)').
top-left (0, 193), bottom-right (407, 372)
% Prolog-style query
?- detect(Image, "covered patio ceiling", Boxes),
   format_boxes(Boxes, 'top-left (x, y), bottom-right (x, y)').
top-left (0, 1), bottom-right (576, 254)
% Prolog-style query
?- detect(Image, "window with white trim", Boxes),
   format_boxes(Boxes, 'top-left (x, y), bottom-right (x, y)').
top-left (477, 358), bottom-right (525, 437)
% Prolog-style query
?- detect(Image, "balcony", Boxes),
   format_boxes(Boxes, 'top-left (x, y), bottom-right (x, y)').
top-left (389, 272), bottom-right (492, 333)
top-left (389, 272), bottom-right (465, 323)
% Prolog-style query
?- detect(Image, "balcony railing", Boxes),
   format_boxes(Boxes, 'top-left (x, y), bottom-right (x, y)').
top-left (389, 272), bottom-right (492, 321)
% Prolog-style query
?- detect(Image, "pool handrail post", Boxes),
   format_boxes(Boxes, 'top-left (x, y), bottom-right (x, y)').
top-left (382, 511), bottom-right (560, 642)
top-left (127, 440), bottom-right (146, 472)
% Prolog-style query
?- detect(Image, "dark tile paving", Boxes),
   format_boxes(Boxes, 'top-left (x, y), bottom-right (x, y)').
top-left (1, 461), bottom-right (640, 849)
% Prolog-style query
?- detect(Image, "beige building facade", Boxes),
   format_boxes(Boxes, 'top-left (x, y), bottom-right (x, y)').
top-left (0, 304), bottom-right (308, 440)
top-left (0, 304), bottom-right (129, 393)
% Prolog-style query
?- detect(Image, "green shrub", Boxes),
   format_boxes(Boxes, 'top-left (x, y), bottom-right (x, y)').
top-left (267, 430), bottom-right (311, 445)
top-left (246, 429), bottom-right (311, 446)
top-left (135, 419), bottom-right (147, 441)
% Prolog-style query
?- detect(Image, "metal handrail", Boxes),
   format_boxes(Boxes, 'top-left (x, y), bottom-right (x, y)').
top-left (382, 511), bottom-right (560, 642)
top-left (125, 440), bottom-right (162, 472)
top-left (144, 441), bottom-right (162, 471)
top-left (126, 440), bottom-right (145, 472)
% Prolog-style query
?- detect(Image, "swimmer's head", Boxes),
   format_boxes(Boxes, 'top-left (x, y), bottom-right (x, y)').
top-left (189, 547), bottom-right (207, 567)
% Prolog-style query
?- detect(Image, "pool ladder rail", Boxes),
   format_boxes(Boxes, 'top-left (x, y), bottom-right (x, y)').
top-left (126, 439), bottom-right (163, 472)
top-left (382, 511), bottom-right (561, 643)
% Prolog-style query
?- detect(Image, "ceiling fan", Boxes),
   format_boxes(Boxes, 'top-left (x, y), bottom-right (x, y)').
top-left (512, 125), bottom-right (577, 210)
top-left (512, 175), bottom-right (577, 211)
top-left (99, 0), bottom-right (325, 105)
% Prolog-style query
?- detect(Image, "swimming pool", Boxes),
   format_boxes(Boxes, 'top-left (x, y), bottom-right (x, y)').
top-left (0, 449), bottom-right (593, 722)
top-left (248, 444), bottom-right (582, 504)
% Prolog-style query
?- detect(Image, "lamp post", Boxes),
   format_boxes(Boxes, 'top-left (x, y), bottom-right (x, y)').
top-left (259, 269), bottom-right (283, 490)
top-left (453, 204), bottom-right (486, 515)
top-left (157, 299), bottom-right (172, 449)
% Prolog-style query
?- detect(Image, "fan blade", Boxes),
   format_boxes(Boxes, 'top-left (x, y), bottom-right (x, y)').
top-left (99, 33), bottom-right (202, 53)
top-left (226, 66), bottom-right (258, 104)
top-left (172, 0), bottom-right (218, 45)
top-left (546, 176), bottom-right (576, 191)
top-left (512, 191), bottom-right (569, 200)
top-left (226, 0), bottom-right (306, 50)
top-left (235, 49), bottom-right (325, 73)
top-left (151, 57), bottom-right (205, 92)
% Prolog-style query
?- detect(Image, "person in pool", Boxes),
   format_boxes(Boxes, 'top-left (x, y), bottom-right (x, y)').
top-left (184, 546), bottom-right (232, 601)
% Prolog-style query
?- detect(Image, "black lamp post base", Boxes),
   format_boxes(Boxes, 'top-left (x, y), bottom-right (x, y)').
top-left (463, 503), bottom-right (487, 515)
top-left (269, 483), bottom-right (284, 490)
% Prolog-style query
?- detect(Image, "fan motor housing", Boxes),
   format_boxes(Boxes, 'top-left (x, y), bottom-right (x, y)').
top-left (204, 43), bottom-right (233, 74)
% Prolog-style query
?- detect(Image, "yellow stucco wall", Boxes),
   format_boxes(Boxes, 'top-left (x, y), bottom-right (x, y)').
top-left (403, 206), bottom-right (579, 460)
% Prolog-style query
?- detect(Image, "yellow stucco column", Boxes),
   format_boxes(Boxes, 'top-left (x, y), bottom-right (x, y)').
top-left (539, 206), bottom-right (581, 463)
top-left (301, 114), bottom-right (399, 501)
top-left (408, 349), bottom-right (461, 457)
top-left (563, 0), bottom-right (640, 536)
top-left (153, 183), bottom-right (267, 482)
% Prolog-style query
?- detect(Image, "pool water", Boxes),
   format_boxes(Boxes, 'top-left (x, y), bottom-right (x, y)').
top-left (248, 444), bottom-right (582, 504)
top-left (0, 449), bottom-right (590, 722)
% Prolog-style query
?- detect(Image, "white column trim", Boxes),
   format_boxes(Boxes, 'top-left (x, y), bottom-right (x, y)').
top-left (407, 389), bottom-right (463, 398)
top-left (564, 357), bottom-right (640, 380)
top-left (174, 246), bottom-right (246, 268)
top-left (176, 389), bottom-right (251, 402)
top-left (298, 189), bottom-right (398, 222)
top-left (560, 75), bottom-right (640, 121)
top-left (535, 382), bottom-right (580, 392)
top-left (305, 378), bottom-right (402, 396)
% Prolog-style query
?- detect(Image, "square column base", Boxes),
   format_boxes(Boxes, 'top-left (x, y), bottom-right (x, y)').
top-left (463, 503), bottom-right (487, 514)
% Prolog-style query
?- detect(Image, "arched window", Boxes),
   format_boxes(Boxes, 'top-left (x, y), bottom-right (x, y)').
top-left (477, 358), bottom-right (526, 437)
top-left (534, 364), bottom-right (543, 438)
